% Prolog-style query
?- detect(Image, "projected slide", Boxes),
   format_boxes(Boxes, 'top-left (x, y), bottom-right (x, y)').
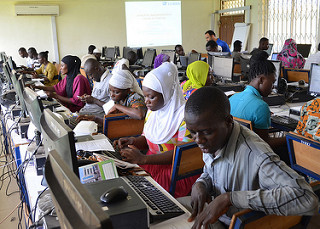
top-left (125, 1), bottom-right (182, 47)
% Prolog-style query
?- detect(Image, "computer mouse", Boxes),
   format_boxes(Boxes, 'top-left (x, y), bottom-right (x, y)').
top-left (298, 80), bottom-right (305, 86)
top-left (100, 186), bottom-right (128, 204)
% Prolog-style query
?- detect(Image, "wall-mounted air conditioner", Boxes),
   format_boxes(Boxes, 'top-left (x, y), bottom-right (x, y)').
top-left (15, 5), bottom-right (59, 16)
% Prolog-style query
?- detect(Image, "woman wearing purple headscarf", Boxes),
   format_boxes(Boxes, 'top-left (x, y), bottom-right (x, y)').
top-left (33, 55), bottom-right (91, 112)
top-left (153, 54), bottom-right (170, 68)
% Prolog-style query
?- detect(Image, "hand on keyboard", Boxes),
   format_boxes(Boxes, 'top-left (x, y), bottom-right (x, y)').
top-left (119, 145), bottom-right (145, 164)
top-left (113, 137), bottom-right (135, 149)
top-left (76, 114), bottom-right (96, 122)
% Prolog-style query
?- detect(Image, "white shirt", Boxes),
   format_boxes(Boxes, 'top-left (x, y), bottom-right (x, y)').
top-left (304, 51), bottom-right (320, 69)
top-left (26, 57), bottom-right (34, 68)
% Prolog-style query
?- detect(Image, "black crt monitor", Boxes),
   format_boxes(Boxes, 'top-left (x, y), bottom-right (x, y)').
top-left (40, 108), bottom-right (79, 176)
top-left (132, 47), bottom-right (143, 59)
top-left (161, 50), bottom-right (176, 63)
top-left (101, 46), bottom-right (107, 58)
top-left (11, 72), bottom-right (27, 117)
top-left (106, 48), bottom-right (116, 61)
top-left (308, 63), bottom-right (320, 97)
top-left (188, 53), bottom-right (200, 65)
top-left (271, 60), bottom-right (281, 89)
top-left (213, 56), bottom-right (234, 82)
top-left (122, 47), bottom-right (132, 59)
top-left (45, 150), bottom-right (113, 229)
top-left (265, 43), bottom-right (273, 56)
top-left (297, 44), bottom-right (312, 58)
top-left (142, 49), bottom-right (156, 67)
top-left (23, 87), bottom-right (44, 132)
top-left (271, 53), bottom-right (279, 61)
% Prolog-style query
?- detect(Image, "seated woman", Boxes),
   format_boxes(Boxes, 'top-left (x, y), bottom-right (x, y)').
top-left (32, 51), bottom-right (59, 86)
top-left (277, 38), bottom-right (305, 69)
top-left (153, 54), bottom-right (170, 68)
top-left (77, 69), bottom-right (147, 125)
top-left (33, 55), bottom-right (91, 112)
top-left (114, 62), bottom-right (199, 198)
top-left (229, 52), bottom-right (289, 164)
top-left (181, 60), bottom-right (213, 100)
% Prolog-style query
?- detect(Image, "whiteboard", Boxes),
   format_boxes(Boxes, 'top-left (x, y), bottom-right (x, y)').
top-left (230, 23), bottom-right (251, 52)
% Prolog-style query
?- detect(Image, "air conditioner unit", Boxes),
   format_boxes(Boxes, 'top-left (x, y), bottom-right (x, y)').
top-left (15, 5), bottom-right (59, 16)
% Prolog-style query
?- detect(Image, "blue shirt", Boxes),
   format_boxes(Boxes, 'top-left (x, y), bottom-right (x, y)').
top-left (216, 38), bottom-right (231, 53)
top-left (229, 86), bottom-right (271, 129)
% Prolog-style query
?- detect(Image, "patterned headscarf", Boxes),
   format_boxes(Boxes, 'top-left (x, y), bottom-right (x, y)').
top-left (277, 38), bottom-right (305, 69)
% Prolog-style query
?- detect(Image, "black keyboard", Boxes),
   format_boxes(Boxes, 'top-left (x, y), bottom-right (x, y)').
top-left (68, 116), bottom-right (79, 129)
top-left (271, 115), bottom-right (298, 130)
top-left (102, 147), bottom-right (122, 160)
top-left (125, 175), bottom-right (184, 222)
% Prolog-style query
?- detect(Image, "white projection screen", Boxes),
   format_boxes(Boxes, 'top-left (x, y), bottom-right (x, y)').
top-left (125, 1), bottom-right (182, 47)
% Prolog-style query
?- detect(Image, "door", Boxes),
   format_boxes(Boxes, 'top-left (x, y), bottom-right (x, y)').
top-left (219, 15), bottom-right (245, 47)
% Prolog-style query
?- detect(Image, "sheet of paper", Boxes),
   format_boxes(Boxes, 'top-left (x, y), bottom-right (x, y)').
top-left (103, 100), bottom-right (115, 115)
top-left (94, 153), bottom-right (138, 169)
top-left (224, 90), bottom-right (236, 97)
top-left (36, 90), bottom-right (47, 98)
top-left (151, 213), bottom-right (193, 229)
top-left (31, 78), bottom-right (44, 82)
top-left (75, 138), bottom-right (115, 152)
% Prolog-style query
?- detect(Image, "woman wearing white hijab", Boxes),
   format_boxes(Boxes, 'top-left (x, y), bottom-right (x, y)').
top-left (114, 62), bottom-right (199, 198)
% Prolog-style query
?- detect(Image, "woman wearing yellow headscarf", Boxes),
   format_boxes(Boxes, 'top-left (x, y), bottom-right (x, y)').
top-left (180, 60), bottom-right (213, 100)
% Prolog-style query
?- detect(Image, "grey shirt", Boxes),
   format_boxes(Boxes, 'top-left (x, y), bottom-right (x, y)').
top-left (79, 71), bottom-right (111, 118)
top-left (196, 121), bottom-right (318, 225)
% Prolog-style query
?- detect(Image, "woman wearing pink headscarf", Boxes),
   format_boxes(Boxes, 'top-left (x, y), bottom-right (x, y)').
top-left (277, 38), bottom-right (305, 69)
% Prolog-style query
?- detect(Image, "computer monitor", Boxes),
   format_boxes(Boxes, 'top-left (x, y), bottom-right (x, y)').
top-left (11, 71), bottom-right (27, 117)
top-left (115, 46), bottom-right (120, 58)
top-left (207, 52), bottom-right (231, 68)
top-left (23, 87), bottom-right (44, 132)
top-left (131, 47), bottom-right (143, 60)
top-left (106, 48), bottom-right (116, 61)
top-left (40, 108), bottom-right (78, 176)
top-left (308, 63), bottom-right (320, 97)
top-left (0, 52), bottom-right (7, 62)
top-left (297, 44), bottom-right (312, 58)
top-left (213, 56), bottom-right (234, 82)
top-left (45, 150), bottom-right (113, 229)
top-left (7, 56), bottom-right (14, 70)
top-left (271, 60), bottom-right (281, 89)
top-left (188, 53), bottom-right (200, 65)
top-left (271, 53), bottom-right (279, 61)
top-left (2, 63), bottom-right (13, 86)
top-left (161, 50), bottom-right (176, 63)
top-left (101, 46), bottom-right (107, 58)
top-left (240, 55), bottom-right (251, 80)
top-left (142, 49), bottom-right (156, 67)
top-left (122, 47), bottom-right (132, 59)
top-left (265, 43), bottom-right (273, 56)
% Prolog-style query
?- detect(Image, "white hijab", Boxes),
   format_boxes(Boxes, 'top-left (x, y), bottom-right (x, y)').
top-left (143, 62), bottom-right (185, 144)
top-left (112, 58), bottom-right (129, 75)
top-left (109, 69), bottom-right (143, 95)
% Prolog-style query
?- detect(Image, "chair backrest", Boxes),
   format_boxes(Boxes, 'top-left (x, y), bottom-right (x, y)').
top-left (103, 113), bottom-right (144, 140)
top-left (229, 209), bottom-right (306, 229)
top-left (283, 68), bottom-right (310, 83)
top-left (233, 117), bottom-right (253, 130)
top-left (169, 141), bottom-right (204, 196)
top-left (286, 131), bottom-right (320, 181)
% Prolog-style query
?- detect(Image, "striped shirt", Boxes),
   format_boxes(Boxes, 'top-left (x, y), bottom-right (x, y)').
top-left (197, 121), bottom-right (318, 225)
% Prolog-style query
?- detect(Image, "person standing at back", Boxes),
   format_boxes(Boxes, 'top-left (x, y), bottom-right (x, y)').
top-left (205, 30), bottom-right (231, 53)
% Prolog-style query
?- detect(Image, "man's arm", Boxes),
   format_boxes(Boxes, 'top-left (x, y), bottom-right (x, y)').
top-left (230, 154), bottom-right (318, 216)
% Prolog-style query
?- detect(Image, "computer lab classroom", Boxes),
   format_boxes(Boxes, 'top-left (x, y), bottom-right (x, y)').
top-left (1, 0), bottom-right (320, 228)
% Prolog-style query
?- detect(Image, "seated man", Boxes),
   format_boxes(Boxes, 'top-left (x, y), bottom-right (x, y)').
top-left (205, 30), bottom-right (230, 53)
top-left (295, 97), bottom-right (320, 141)
top-left (250, 37), bottom-right (270, 57)
top-left (175, 44), bottom-right (185, 65)
top-left (78, 58), bottom-right (111, 118)
top-left (206, 40), bottom-right (219, 53)
top-left (182, 87), bottom-right (318, 228)
top-left (232, 40), bottom-right (242, 63)
top-left (18, 47), bottom-right (33, 69)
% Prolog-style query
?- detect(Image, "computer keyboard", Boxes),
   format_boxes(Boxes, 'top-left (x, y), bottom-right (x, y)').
top-left (125, 175), bottom-right (184, 222)
top-left (271, 115), bottom-right (299, 130)
top-left (68, 116), bottom-right (79, 129)
top-left (102, 147), bottom-right (122, 160)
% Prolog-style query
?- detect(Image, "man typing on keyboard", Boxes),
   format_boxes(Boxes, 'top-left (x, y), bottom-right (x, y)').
top-left (182, 87), bottom-right (318, 229)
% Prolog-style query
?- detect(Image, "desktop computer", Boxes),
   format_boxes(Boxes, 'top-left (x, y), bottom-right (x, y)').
top-left (297, 44), bottom-right (311, 58)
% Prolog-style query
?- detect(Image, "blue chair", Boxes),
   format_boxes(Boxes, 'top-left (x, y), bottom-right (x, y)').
top-left (103, 113), bottom-right (144, 141)
top-left (169, 141), bottom-right (204, 196)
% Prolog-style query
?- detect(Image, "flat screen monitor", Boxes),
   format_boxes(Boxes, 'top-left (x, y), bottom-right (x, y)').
top-left (297, 44), bottom-right (312, 58)
top-left (213, 56), bottom-right (234, 82)
top-left (309, 63), bottom-right (320, 96)
top-left (115, 46), bottom-right (120, 57)
top-left (271, 53), bottom-right (279, 61)
top-left (131, 47), bottom-right (143, 59)
top-left (207, 52), bottom-right (231, 68)
top-left (142, 49), bottom-right (156, 67)
top-left (40, 108), bottom-right (78, 176)
top-left (2, 63), bottom-right (12, 86)
top-left (161, 50), bottom-right (176, 63)
top-left (265, 43), bottom-right (273, 56)
top-left (101, 46), bottom-right (107, 58)
top-left (0, 52), bottom-right (7, 62)
top-left (45, 150), bottom-right (113, 229)
top-left (240, 55), bottom-right (251, 80)
top-left (7, 56), bottom-right (14, 70)
top-left (23, 87), bottom-right (44, 132)
top-left (106, 48), bottom-right (116, 60)
top-left (122, 47), bottom-right (132, 59)
top-left (11, 72), bottom-right (27, 117)
top-left (188, 53), bottom-right (200, 65)
top-left (271, 60), bottom-right (281, 89)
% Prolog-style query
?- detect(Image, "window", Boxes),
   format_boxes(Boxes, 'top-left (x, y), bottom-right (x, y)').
top-left (267, 0), bottom-right (320, 53)
top-left (220, 0), bottom-right (245, 15)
